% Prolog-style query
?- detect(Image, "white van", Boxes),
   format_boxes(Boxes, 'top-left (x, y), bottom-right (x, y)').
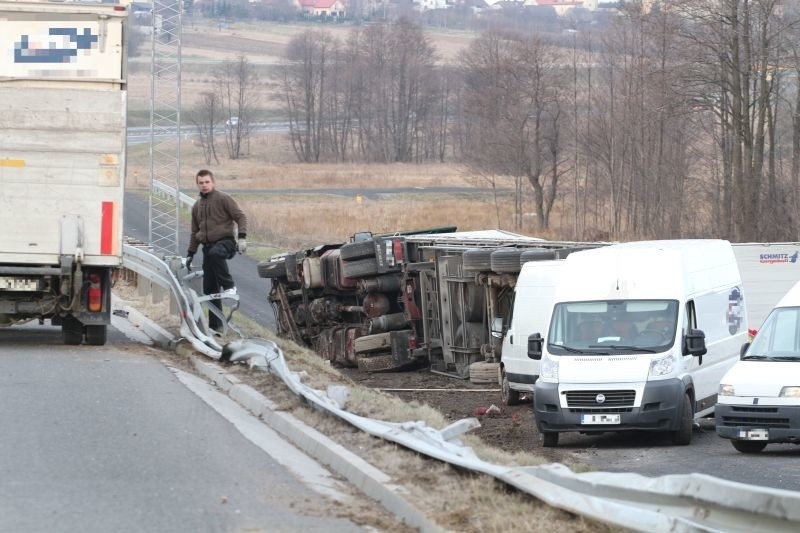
top-left (716, 280), bottom-right (800, 453)
top-left (532, 240), bottom-right (746, 447)
top-left (496, 260), bottom-right (562, 405)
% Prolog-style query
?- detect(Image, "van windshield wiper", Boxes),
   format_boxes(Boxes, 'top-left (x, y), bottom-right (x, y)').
top-left (552, 344), bottom-right (586, 354)
top-left (765, 356), bottom-right (800, 361)
top-left (590, 344), bottom-right (657, 353)
top-left (741, 354), bottom-right (769, 360)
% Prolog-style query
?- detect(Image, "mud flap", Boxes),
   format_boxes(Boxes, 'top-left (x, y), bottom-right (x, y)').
top-left (356, 329), bottom-right (415, 372)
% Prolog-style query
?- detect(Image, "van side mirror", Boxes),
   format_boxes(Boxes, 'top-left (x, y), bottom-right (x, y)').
top-left (684, 328), bottom-right (707, 363)
top-left (740, 342), bottom-right (750, 358)
top-left (491, 317), bottom-right (504, 339)
top-left (528, 333), bottom-right (543, 360)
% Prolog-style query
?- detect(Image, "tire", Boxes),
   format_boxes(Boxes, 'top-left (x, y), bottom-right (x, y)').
top-left (490, 248), bottom-right (523, 273)
top-left (519, 248), bottom-right (556, 267)
top-left (542, 432), bottom-right (559, 447)
top-left (85, 325), bottom-right (107, 346)
top-left (469, 361), bottom-right (498, 384)
top-left (671, 393), bottom-right (693, 445)
top-left (342, 257), bottom-right (379, 279)
top-left (340, 239), bottom-right (376, 261)
top-left (257, 259), bottom-right (287, 279)
top-left (731, 440), bottom-right (768, 454)
top-left (462, 248), bottom-right (494, 272)
top-left (62, 316), bottom-right (83, 345)
top-left (501, 370), bottom-right (522, 406)
top-left (353, 332), bottom-right (392, 354)
top-left (356, 353), bottom-right (405, 372)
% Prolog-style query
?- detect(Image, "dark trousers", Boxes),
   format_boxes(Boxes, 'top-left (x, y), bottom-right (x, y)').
top-left (202, 238), bottom-right (236, 331)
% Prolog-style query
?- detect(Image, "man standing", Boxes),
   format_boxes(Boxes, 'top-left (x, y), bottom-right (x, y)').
top-left (186, 169), bottom-right (248, 333)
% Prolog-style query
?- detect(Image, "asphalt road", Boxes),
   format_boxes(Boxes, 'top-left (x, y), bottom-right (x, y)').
top-left (123, 191), bottom-right (277, 330)
top-left (0, 323), bottom-right (360, 532)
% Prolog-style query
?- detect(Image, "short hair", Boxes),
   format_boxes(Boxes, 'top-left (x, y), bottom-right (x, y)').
top-left (196, 169), bottom-right (214, 182)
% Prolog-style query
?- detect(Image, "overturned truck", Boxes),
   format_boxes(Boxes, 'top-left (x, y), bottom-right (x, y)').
top-left (259, 228), bottom-right (597, 378)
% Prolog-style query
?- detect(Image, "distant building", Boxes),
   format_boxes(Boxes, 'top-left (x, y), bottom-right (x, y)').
top-left (526, 0), bottom-right (595, 15)
top-left (297, 0), bottom-right (346, 17)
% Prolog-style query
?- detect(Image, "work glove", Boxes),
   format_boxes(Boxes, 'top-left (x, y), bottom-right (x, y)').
top-left (237, 233), bottom-right (247, 254)
top-left (185, 252), bottom-right (194, 271)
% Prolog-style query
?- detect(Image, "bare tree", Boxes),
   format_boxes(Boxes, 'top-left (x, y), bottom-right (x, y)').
top-left (459, 31), bottom-right (565, 231)
top-left (214, 55), bottom-right (259, 160)
top-left (188, 91), bottom-right (221, 165)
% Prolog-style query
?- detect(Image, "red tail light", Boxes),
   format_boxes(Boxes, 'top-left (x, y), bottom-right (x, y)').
top-left (88, 273), bottom-right (102, 312)
top-left (392, 239), bottom-right (405, 263)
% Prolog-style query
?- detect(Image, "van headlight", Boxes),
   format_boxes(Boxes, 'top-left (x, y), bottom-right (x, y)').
top-left (648, 354), bottom-right (674, 377)
top-left (540, 357), bottom-right (559, 380)
top-left (719, 384), bottom-right (735, 396)
top-left (780, 386), bottom-right (800, 398)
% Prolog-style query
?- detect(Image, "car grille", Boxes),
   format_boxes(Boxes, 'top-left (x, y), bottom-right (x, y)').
top-left (569, 407), bottom-right (633, 414)
top-left (566, 390), bottom-right (635, 408)
top-left (720, 407), bottom-right (790, 428)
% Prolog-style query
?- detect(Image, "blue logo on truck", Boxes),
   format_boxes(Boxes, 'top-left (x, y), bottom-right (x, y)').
top-left (14, 28), bottom-right (98, 64)
top-left (759, 251), bottom-right (799, 264)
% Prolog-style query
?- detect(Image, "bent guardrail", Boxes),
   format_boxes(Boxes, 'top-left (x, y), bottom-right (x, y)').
top-left (120, 244), bottom-right (800, 532)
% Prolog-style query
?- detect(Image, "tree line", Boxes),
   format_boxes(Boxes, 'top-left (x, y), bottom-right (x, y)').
top-left (193, 2), bottom-right (800, 242)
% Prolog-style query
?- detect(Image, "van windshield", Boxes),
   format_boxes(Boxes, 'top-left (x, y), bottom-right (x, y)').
top-left (548, 299), bottom-right (679, 355)
top-left (746, 307), bottom-right (800, 361)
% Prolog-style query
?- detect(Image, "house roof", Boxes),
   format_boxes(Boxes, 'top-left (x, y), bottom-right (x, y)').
top-left (312, 0), bottom-right (339, 7)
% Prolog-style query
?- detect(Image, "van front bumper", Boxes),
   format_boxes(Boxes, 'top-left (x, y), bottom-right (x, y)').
top-left (534, 379), bottom-right (684, 433)
top-left (716, 404), bottom-right (800, 443)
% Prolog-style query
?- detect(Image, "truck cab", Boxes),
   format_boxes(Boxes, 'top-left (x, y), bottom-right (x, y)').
top-left (532, 240), bottom-right (745, 447)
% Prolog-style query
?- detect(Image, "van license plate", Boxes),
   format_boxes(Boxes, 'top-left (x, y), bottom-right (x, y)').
top-left (581, 414), bottom-right (620, 425)
top-left (738, 429), bottom-right (768, 440)
top-left (0, 276), bottom-right (39, 291)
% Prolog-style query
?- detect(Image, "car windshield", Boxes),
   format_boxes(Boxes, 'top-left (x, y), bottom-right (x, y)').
top-left (548, 299), bottom-right (679, 355)
top-left (747, 307), bottom-right (800, 361)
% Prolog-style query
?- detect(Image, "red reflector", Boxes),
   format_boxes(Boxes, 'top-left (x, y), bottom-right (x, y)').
top-left (392, 239), bottom-right (404, 263)
top-left (101, 202), bottom-right (114, 255)
top-left (408, 336), bottom-right (418, 350)
top-left (88, 274), bottom-right (102, 312)
top-left (114, 5), bottom-right (126, 10)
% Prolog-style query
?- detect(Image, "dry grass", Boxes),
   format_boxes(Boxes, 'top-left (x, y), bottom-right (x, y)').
top-left (126, 134), bottom-right (565, 251)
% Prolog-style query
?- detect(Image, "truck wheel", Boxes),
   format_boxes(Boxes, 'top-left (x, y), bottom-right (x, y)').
top-left (542, 432), bottom-right (559, 447)
top-left (342, 257), bottom-right (379, 279)
top-left (501, 370), bottom-right (521, 406)
top-left (731, 440), bottom-right (768, 454)
top-left (257, 260), bottom-right (287, 279)
top-left (356, 354), bottom-right (405, 372)
top-left (469, 361), bottom-right (498, 384)
top-left (463, 249), bottom-right (494, 271)
top-left (519, 248), bottom-right (556, 267)
top-left (671, 393), bottom-right (693, 445)
top-left (85, 325), bottom-right (107, 346)
top-left (340, 239), bottom-right (375, 261)
top-left (490, 248), bottom-right (523, 273)
top-left (62, 316), bottom-right (83, 345)
top-left (353, 332), bottom-right (392, 354)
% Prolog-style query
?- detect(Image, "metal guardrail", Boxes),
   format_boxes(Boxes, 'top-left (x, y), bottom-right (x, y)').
top-left (121, 244), bottom-right (800, 532)
top-left (152, 180), bottom-right (196, 209)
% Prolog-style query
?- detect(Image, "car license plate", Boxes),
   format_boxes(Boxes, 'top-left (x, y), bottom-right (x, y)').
top-left (581, 414), bottom-right (620, 425)
top-left (738, 429), bottom-right (768, 440)
top-left (0, 276), bottom-right (38, 291)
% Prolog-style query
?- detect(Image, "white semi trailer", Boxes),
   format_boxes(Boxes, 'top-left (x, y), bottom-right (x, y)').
top-left (0, 0), bottom-right (128, 344)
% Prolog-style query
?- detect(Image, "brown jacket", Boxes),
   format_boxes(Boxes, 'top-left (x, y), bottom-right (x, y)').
top-left (188, 189), bottom-right (247, 254)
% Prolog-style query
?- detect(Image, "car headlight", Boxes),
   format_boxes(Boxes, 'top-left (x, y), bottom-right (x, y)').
top-left (780, 386), bottom-right (800, 398)
top-left (648, 354), bottom-right (674, 377)
top-left (540, 357), bottom-right (559, 380)
top-left (719, 384), bottom-right (735, 396)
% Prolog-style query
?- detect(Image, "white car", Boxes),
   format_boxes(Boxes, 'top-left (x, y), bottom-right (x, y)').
top-left (716, 280), bottom-right (800, 453)
top-left (226, 116), bottom-right (239, 128)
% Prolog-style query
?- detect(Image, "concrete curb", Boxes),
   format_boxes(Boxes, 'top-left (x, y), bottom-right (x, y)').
top-left (180, 347), bottom-right (442, 532)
